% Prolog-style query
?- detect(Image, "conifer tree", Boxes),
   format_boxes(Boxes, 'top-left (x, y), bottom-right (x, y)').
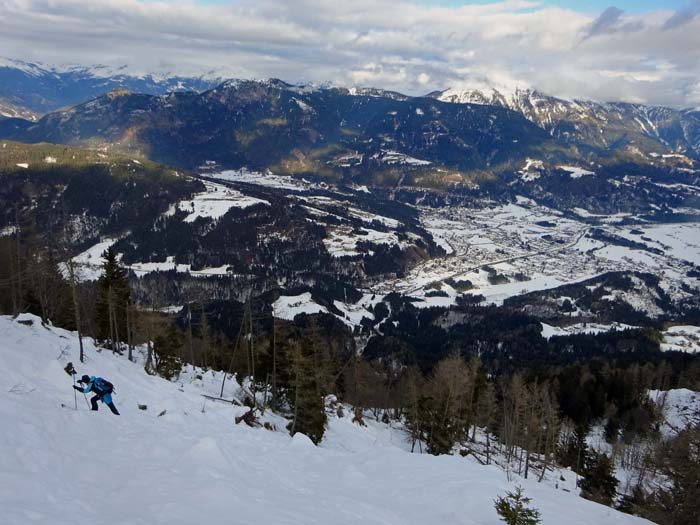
top-left (287, 339), bottom-right (327, 444)
top-left (153, 321), bottom-right (184, 380)
top-left (95, 247), bottom-right (130, 351)
top-left (580, 451), bottom-right (618, 506)
top-left (494, 486), bottom-right (541, 525)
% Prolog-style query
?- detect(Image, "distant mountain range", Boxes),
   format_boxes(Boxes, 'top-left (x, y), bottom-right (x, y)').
top-left (0, 59), bottom-right (698, 205)
top-left (431, 85), bottom-right (700, 159)
top-left (0, 58), bottom-right (222, 120)
top-left (0, 78), bottom-right (553, 185)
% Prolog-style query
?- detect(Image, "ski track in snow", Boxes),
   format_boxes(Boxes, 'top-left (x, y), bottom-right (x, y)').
top-left (0, 314), bottom-right (653, 525)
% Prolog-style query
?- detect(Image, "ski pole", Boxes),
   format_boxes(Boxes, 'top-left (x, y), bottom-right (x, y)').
top-left (72, 374), bottom-right (78, 410)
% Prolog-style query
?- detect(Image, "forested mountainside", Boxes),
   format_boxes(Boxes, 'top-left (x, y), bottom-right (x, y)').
top-left (0, 80), bottom-right (553, 184)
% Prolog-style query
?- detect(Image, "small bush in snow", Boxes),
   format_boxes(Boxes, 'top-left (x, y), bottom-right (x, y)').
top-left (494, 486), bottom-right (541, 525)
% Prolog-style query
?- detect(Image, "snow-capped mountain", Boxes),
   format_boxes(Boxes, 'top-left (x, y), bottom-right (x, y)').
top-left (2, 54), bottom-right (699, 163)
top-left (432, 85), bottom-right (700, 158)
top-left (0, 58), bottom-right (222, 119)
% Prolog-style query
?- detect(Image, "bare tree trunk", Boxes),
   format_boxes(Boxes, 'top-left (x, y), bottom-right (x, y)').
top-left (271, 314), bottom-right (277, 410)
top-left (220, 312), bottom-right (245, 398)
top-left (107, 285), bottom-right (115, 351)
top-left (187, 304), bottom-right (195, 370)
top-left (112, 287), bottom-right (122, 353)
top-left (249, 298), bottom-right (256, 405)
top-left (290, 343), bottom-right (301, 436)
top-left (127, 300), bottom-right (134, 362)
top-left (67, 259), bottom-right (85, 363)
top-left (486, 431), bottom-right (491, 465)
top-left (14, 207), bottom-right (23, 315)
top-left (60, 197), bottom-right (85, 363)
top-left (200, 305), bottom-right (209, 370)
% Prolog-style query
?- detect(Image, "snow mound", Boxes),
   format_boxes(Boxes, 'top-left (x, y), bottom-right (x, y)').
top-left (0, 315), bottom-right (652, 525)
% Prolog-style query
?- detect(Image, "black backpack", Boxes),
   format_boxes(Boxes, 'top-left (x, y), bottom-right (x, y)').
top-left (93, 377), bottom-right (114, 395)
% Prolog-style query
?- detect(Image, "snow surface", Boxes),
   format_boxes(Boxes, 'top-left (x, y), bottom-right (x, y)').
top-left (557, 165), bottom-right (595, 178)
top-left (67, 244), bottom-right (231, 282)
top-left (68, 237), bottom-right (120, 281)
top-left (518, 158), bottom-right (544, 182)
top-left (175, 181), bottom-right (269, 223)
top-left (541, 322), bottom-right (639, 339)
top-left (208, 169), bottom-right (318, 191)
top-left (649, 389), bottom-right (700, 438)
top-left (661, 325), bottom-right (700, 353)
top-left (618, 223), bottom-right (700, 265)
top-left (323, 227), bottom-right (402, 258)
top-left (272, 293), bottom-right (329, 320)
top-left (0, 314), bottom-right (652, 525)
top-left (272, 293), bottom-right (373, 329)
top-left (129, 257), bottom-right (231, 277)
top-left (475, 273), bottom-right (601, 306)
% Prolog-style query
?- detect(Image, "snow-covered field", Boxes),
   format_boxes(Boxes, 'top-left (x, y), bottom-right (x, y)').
top-left (171, 180), bottom-right (269, 223)
top-left (69, 245), bottom-right (233, 282)
top-left (557, 165), bottom-right (596, 178)
top-left (208, 169), bottom-right (321, 191)
top-left (376, 201), bottom-right (592, 306)
top-left (541, 322), bottom-right (639, 339)
top-left (661, 325), bottom-right (700, 354)
top-left (375, 198), bottom-right (700, 312)
top-left (273, 292), bottom-right (330, 320)
top-left (0, 315), bottom-right (652, 525)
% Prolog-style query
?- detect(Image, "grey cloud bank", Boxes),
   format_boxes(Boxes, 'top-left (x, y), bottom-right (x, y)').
top-left (0, 0), bottom-right (698, 107)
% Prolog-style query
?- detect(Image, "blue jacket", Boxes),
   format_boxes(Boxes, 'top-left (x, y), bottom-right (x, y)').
top-left (82, 376), bottom-right (113, 404)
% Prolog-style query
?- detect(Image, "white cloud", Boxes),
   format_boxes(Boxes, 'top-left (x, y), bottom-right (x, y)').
top-left (0, 0), bottom-right (697, 106)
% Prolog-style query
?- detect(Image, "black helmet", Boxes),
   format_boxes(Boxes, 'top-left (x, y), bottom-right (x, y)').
top-left (80, 375), bottom-right (90, 384)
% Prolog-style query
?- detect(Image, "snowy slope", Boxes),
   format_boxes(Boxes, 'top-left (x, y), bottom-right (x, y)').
top-left (650, 389), bottom-right (700, 438)
top-left (0, 315), bottom-right (653, 525)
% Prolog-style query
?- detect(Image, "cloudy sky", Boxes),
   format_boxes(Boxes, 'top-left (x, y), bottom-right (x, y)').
top-left (0, 0), bottom-right (698, 106)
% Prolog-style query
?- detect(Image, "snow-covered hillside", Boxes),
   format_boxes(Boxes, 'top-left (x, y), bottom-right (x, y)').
top-left (650, 389), bottom-right (700, 437)
top-left (0, 315), bottom-right (652, 525)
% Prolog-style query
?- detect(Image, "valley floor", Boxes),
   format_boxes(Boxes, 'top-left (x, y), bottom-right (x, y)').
top-left (0, 315), bottom-right (653, 524)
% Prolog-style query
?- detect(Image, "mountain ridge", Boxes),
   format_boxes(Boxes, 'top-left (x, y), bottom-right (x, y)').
top-left (431, 86), bottom-right (700, 160)
top-left (0, 79), bottom-right (556, 186)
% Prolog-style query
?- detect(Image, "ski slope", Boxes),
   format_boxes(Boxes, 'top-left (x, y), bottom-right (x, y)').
top-left (0, 315), bottom-right (653, 525)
